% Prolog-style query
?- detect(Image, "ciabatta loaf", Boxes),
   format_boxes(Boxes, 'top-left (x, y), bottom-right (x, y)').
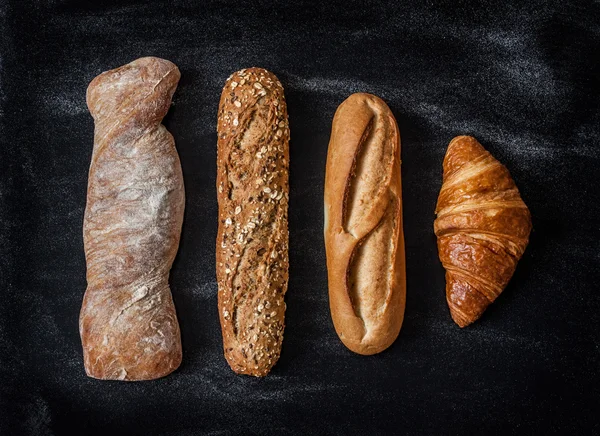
top-left (80, 57), bottom-right (184, 381)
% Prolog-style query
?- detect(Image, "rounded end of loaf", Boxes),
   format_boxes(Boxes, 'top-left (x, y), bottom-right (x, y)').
top-left (222, 346), bottom-right (279, 378)
top-left (330, 276), bottom-right (405, 356)
top-left (86, 56), bottom-right (181, 120)
top-left (83, 348), bottom-right (182, 381)
top-left (338, 324), bottom-right (403, 355)
top-left (338, 92), bottom-right (393, 116)
top-left (224, 67), bottom-right (283, 90)
top-left (79, 291), bottom-right (183, 381)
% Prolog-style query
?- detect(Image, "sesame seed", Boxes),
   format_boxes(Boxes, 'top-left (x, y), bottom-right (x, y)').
top-left (254, 82), bottom-right (263, 89)
top-left (233, 118), bottom-right (239, 126)
top-left (278, 121), bottom-right (285, 128)
top-left (223, 310), bottom-right (230, 319)
top-left (257, 304), bottom-right (264, 312)
top-left (247, 222), bottom-right (256, 229)
top-left (235, 206), bottom-right (242, 214)
top-left (234, 100), bottom-right (241, 107)
top-left (270, 311), bottom-right (277, 318)
top-left (225, 218), bottom-right (232, 226)
top-left (263, 187), bottom-right (271, 194)
top-left (276, 129), bottom-right (282, 137)
top-left (225, 268), bottom-right (231, 274)
top-left (231, 81), bottom-right (238, 88)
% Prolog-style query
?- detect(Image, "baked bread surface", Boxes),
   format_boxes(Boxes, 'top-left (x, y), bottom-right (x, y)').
top-left (216, 68), bottom-right (290, 376)
top-left (434, 135), bottom-right (532, 327)
top-left (80, 57), bottom-right (184, 381)
top-left (324, 93), bottom-right (406, 355)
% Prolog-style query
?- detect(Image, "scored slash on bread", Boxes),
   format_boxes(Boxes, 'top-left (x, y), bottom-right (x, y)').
top-left (216, 68), bottom-right (290, 376)
top-left (434, 135), bottom-right (532, 327)
top-left (80, 57), bottom-right (184, 381)
top-left (324, 93), bottom-right (406, 355)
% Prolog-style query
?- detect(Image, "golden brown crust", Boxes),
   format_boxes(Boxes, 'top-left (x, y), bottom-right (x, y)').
top-left (324, 93), bottom-right (405, 355)
top-left (80, 57), bottom-right (184, 381)
top-left (216, 68), bottom-right (289, 376)
top-left (434, 135), bottom-right (532, 327)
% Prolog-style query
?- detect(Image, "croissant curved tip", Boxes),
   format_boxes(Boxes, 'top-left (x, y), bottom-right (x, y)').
top-left (449, 306), bottom-right (475, 328)
top-left (447, 135), bottom-right (483, 154)
top-left (449, 135), bottom-right (475, 145)
top-left (446, 280), bottom-right (489, 328)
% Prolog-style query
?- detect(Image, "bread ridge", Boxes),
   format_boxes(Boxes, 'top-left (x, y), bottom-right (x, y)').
top-left (324, 92), bottom-right (406, 355)
top-left (80, 57), bottom-right (184, 381)
top-left (216, 68), bottom-right (290, 376)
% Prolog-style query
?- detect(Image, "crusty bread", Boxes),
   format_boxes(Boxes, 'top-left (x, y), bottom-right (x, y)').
top-left (216, 68), bottom-right (290, 376)
top-left (324, 93), bottom-right (405, 355)
top-left (80, 57), bottom-right (184, 381)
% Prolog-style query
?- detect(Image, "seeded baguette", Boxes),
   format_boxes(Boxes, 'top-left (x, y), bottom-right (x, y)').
top-left (216, 68), bottom-right (290, 377)
top-left (324, 93), bottom-right (406, 355)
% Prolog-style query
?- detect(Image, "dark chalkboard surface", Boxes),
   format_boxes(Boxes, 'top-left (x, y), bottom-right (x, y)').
top-left (1, 1), bottom-right (599, 434)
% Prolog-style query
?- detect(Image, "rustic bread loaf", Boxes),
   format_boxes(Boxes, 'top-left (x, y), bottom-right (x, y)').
top-left (80, 57), bottom-right (184, 381)
top-left (324, 93), bottom-right (406, 355)
top-left (216, 68), bottom-right (290, 376)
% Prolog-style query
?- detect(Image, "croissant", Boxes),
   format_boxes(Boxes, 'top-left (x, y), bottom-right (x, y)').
top-left (434, 136), bottom-right (532, 327)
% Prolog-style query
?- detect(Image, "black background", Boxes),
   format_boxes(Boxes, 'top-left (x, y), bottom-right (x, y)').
top-left (1, 1), bottom-right (599, 434)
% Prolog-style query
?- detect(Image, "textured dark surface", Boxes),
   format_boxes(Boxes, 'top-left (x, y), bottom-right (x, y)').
top-left (1, 0), bottom-right (599, 434)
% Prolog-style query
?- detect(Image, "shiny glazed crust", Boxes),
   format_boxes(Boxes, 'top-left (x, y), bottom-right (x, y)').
top-left (434, 135), bottom-right (532, 327)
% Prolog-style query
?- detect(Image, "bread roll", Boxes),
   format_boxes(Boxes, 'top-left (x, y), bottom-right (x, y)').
top-left (216, 68), bottom-right (290, 376)
top-left (80, 57), bottom-right (184, 381)
top-left (324, 93), bottom-right (406, 355)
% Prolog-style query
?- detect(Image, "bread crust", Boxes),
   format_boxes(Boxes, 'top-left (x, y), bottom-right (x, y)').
top-left (434, 136), bottom-right (532, 327)
top-left (216, 68), bottom-right (289, 376)
top-left (80, 57), bottom-right (184, 381)
top-left (324, 93), bottom-right (406, 355)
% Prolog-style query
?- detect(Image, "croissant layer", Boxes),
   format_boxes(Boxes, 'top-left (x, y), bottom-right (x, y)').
top-left (434, 136), bottom-right (531, 327)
